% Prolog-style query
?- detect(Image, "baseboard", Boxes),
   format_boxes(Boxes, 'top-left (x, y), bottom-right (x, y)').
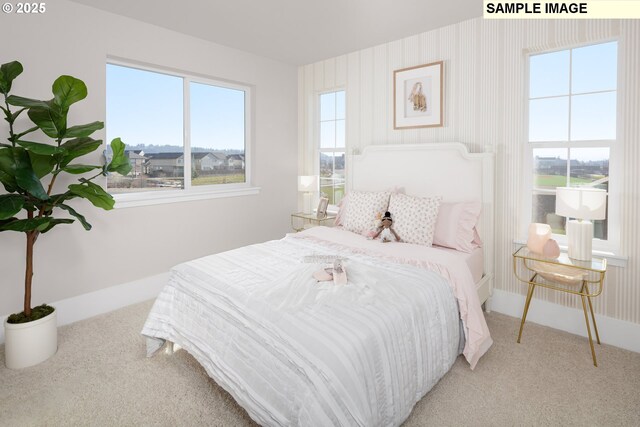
top-left (490, 289), bottom-right (640, 354)
top-left (0, 272), bottom-right (169, 345)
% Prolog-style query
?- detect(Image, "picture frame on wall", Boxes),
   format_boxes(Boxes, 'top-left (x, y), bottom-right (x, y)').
top-left (316, 197), bottom-right (329, 219)
top-left (393, 60), bottom-right (444, 129)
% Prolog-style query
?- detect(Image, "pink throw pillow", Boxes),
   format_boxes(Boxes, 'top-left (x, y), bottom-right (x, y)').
top-left (433, 202), bottom-right (482, 253)
top-left (334, 195), bottom-right (348, 226)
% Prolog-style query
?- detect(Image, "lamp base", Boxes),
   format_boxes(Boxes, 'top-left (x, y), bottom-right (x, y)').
top-left (302, 192), bottom-right (312, 215)
top-left (567, 219), bottom-right (593, 261)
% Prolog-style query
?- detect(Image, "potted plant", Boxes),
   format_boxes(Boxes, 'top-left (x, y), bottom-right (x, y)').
top-left (0, 60), bottom-right (131, 369)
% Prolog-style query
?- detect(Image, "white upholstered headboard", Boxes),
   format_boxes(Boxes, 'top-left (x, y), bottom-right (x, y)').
top-left (349, 143), bottom-right (495, 303)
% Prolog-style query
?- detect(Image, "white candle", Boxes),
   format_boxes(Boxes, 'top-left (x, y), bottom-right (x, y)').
top-left (527, 223), bottom-right (552, 254)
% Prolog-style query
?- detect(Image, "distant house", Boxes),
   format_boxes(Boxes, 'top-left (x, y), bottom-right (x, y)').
top-left (146, 152), bottom-right (227, 175)
top-left (124, 150), bottom-right (148, 176)
top-left (227, 154), bottom-right (245, 169)
top-left (534, 156), bottom-right (578, 176)
top-left (147, 152), bottom-right (184, 176)
top-left (194, 152), bottom-right (226, 171)
top-left (210, 152), bottom-right (228, 169)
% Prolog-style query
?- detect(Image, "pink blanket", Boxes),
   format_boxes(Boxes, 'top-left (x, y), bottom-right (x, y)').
top-left (290, 226), bottom-right (493, 369)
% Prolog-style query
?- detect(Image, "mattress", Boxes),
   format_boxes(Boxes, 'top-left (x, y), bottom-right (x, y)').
top-left (142, 227), bottom-right (492, 426)
top-left (434, 246), bottom-right (484, 284)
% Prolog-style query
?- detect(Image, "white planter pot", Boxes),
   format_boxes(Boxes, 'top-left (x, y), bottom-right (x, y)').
top-left (4, 309), bottom-right (57, 369)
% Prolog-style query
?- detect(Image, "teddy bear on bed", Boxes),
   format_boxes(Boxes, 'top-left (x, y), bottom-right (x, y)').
top-left (372, 211), bottom-right (401, 243)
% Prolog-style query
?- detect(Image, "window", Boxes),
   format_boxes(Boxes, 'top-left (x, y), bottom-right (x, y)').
top-left (106, 62), bottom-right (250, 202)
top-left (318, 90), bottom-right (345, 206)
top-left (527, 41), bottom-right (617, 248)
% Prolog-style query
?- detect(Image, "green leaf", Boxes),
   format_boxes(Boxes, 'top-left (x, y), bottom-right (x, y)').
top-left (68, 181), bottom-right (114, 210)
top-left (17, 140), bottom-right (66, 155)
top-left (58, 203), bottom-right (91, 230)
top-left (0, 148), bottom-right (48, 199)
top-left (6, 95), bottom-right (48, 109)
top-left (0, 217), bottom-right (51, 232)
top-left (52, 76), bottom-right (87, 110)
top-left (0, 194), bottom-right (24, 220)
top-left (15, 125), bottom-right (39, 139)
top-left (64, 121), bottom-right (103, 139)
top-left (10, 107), bottom-right (27, 122)
top-left (61, 164), bottom-right (101, 174)
top-left (0, 61), bottom-right (23, 94)
top-left (60, 137), bottom-right (102, 166)
top-left (107, 138), bottom-right (132, 176)
top-left (40, 218), bottom-right (75, 233)
top-left (0, 171), bottom-right (18, 192)
top-left (0, 148), bottom-right (18, 191)
top-left (28, 101), bottom-right (67, 139)
top-left (28, 151), bottom-right (57, 178)
top-left (47, 191), bottom-right (77, 208)
top-left (14, 148), bottom-right (48, 200)
top-left (0, 217), bottom-right (18, 232)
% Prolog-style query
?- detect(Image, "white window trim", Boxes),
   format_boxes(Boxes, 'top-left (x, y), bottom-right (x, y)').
top-left (106, 57), bottom-right (257, 208)
top-left (520, 40), bottom-right (623, 258)
top-left (315, 88), bottom-right (346, 211)
top-left (111, 184), bottom-right (261, 209)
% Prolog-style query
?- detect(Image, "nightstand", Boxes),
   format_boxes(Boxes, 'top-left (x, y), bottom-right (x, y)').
top-left (512, 246), bottom-right (607, 366)
top-left (290, 212), bottom-right (336, 232)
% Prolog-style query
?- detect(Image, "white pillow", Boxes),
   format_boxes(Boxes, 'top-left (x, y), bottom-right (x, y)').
top-left (387, 193), bottom-right (442, 246)
top-left (342, 191), bottom-right (391, 234)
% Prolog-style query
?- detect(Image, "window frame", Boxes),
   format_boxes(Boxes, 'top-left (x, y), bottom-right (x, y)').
top-left (316, 88), bottom-right (346, 211)
top-left (521, 40), bottom-right (622, 254)
top-left (106, 57), bottom-right (258, 208)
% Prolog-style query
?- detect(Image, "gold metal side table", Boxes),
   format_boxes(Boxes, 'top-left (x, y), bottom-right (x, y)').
top-left (290, 212), bottom-right (336, 232)
top-left (512, 246), bottom-right (607, 366)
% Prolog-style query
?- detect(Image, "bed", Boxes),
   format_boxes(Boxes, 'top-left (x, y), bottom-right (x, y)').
top-left (142, 143), bottom-right (494, 426)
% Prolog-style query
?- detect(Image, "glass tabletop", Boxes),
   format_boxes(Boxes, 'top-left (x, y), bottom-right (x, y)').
top-left (513, 246), bottom-right (606, 273)
top-left (291, 212), bottom-right (337, 221)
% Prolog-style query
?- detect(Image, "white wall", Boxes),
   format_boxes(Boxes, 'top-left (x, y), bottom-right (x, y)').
top-left (299, 19), bottom-right (640, 326)
top-left (0, 0), bottom-right (298, 316)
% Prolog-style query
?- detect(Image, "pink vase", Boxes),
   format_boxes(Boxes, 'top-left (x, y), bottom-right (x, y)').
top-left (543, 238), bottom-right (561, 258)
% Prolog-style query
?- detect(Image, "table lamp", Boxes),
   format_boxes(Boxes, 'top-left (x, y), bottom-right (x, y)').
top-left (298, 175), bottom-right (318, 214)
top-left (555, 187), bottom-right (607, 261)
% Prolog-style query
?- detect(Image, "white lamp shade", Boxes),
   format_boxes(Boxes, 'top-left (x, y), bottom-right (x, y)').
top-left (555, 187), bottom-right (607, 220)
top-left (298, 175), bottom-right (318, 192)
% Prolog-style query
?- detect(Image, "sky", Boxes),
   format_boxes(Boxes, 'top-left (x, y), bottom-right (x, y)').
top-left (106, 64), bottom-right (245, 152)
top-left (528, 41), bottom-right (617, 161)
top-left (106, 41), bottom-right (615, 159)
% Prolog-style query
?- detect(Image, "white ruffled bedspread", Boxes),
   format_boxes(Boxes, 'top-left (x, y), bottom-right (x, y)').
top-left (142, 227), bottom-right (492, 426)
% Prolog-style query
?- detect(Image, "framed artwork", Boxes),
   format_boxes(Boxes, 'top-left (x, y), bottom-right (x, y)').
top-left (393, 61), bottom-right (443, 129)
top-left (316, 197), bottom-right (329, 219)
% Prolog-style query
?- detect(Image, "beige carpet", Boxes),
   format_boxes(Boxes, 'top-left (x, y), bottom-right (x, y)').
top-left (1, 301), bottom-right (639, 426)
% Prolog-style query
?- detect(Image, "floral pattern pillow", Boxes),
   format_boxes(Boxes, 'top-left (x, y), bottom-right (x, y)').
top-left (342, 191), bottom-right (391, 234)
top-left (387, 193), bottom-right (442, 246)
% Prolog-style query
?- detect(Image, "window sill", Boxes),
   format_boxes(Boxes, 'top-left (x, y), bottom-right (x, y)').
top-left (113, 185), bottom-right (261, 208)
top-left (513, 239), bottom-right (627, 268)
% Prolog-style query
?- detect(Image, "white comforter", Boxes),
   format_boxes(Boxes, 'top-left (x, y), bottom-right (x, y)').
top-left (142, 227), bottom-right (492, 426)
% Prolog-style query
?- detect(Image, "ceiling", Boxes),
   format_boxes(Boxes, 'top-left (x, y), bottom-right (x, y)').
top-left (69, 0), bottom-right (482, 65)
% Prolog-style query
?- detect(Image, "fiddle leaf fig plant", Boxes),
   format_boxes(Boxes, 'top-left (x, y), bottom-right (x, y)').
top-left (0, 60), bottom-right (131, 323)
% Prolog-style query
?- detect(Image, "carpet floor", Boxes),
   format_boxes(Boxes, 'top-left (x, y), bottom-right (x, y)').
top-left (1, 300), bottom-right (639, 426)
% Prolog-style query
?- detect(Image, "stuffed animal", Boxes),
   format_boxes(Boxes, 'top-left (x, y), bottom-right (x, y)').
top-left (365, 211), bottom-right (383, 239)
top-left (372, 211), bottom-right (401, 243)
